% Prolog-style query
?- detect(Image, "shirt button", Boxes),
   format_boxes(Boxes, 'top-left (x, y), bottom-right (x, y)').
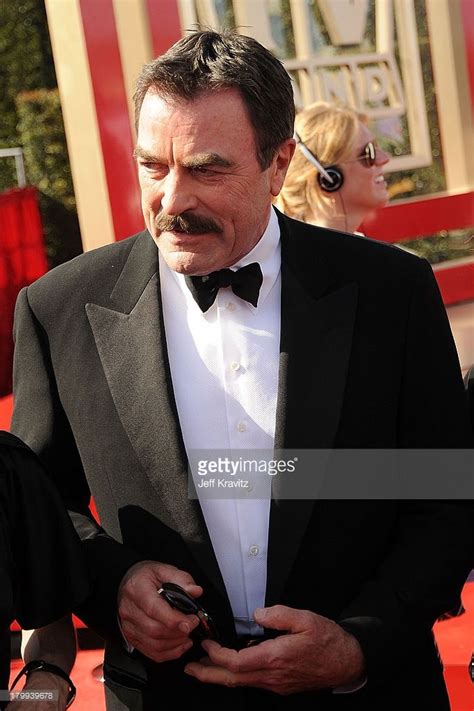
top-left (237, 421), bottom-right (247, 433)
top-left (249, 544), bottom-right (259, 556)
top-left (230, 361), bottom-right (241, 372)
top-left (226, 302), bottom-right (236, 311)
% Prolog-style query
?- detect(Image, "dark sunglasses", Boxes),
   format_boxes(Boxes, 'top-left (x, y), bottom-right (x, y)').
top-left (343, 140), bottom-right (377, 168)
top-left (157, 582), bottom-right (220, 642)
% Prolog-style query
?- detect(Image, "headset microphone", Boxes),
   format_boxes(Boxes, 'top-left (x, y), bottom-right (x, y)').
top-left (294, 132), bottom-right (344, 193)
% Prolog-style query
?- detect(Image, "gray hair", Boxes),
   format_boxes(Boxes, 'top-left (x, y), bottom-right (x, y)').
top-left (133, 30), bottom-right (295, 169)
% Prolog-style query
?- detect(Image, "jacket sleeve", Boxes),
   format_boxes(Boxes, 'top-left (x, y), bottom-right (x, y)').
top-left (11, 287), bottom-right (147, 643)
top-left (337, 258), bottom-right (474, 686)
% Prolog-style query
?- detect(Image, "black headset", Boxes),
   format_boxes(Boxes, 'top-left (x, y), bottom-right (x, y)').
top-left (294, 132), bottom-right (344, 193)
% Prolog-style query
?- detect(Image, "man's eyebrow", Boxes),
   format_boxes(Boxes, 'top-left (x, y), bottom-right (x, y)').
top-left (182, 153), bottom-right (235, 169)
top-left (133, 146), bottom-right (159, 161)
top-left (133, 147), bottom-right (235, 169)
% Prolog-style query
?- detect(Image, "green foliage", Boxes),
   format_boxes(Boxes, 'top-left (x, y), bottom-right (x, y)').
top-left (398, 229), bottom-right (473, 265)
top-left (0, 0), bottom-right (55, 190)
top-left (16, 89), bottom-right (82, 267)
top-left (0, 0), bottom-right (82, 267)
top-left (279, 0), bottom-right (295, 59)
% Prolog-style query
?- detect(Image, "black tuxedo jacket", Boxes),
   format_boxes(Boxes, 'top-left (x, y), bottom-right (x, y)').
top-left (11, 210), bottom-right (473, 709)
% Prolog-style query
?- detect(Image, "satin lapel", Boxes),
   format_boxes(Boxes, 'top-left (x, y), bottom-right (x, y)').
top-left (85, 232), bottom-right (227, 600)
top-left (266, 213), bottom-right (358, 605)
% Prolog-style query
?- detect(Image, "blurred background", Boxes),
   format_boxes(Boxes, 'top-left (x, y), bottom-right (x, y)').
top-left (0, 0), bottom-right (473, 398)
top-left (1, 0), bottom-right (473, 400)
top-left (0, 1), bottom-right (473, 709)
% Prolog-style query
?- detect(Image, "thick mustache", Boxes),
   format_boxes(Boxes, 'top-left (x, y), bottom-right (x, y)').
top-left (155, 212), bottom-right (222, 234)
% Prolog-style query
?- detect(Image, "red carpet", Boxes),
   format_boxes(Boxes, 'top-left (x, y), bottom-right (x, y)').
top-left (0, 395), bottom-right (13, 431)
top-left (434, 582), bottom-right (474, 711)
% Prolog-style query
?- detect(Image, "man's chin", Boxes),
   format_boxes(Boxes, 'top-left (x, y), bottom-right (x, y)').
top-left (159, 251), bottom-right (214, 277)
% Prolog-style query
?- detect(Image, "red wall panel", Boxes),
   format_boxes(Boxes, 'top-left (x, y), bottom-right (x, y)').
top-left (146, 0), bottom-right (182, 57)
top-left (79, 0), bottom-right (143, 241)
top-left (0, 188), bottom-right (47, 396)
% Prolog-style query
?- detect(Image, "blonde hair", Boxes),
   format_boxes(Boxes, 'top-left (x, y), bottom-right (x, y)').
top-left (276, 101), bottom-right (367, 222)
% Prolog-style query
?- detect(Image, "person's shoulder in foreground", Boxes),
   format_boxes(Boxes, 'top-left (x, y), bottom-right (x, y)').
top-left (0, 430), bottom-right (30, 449)
top-left (0, 429), bottom-right (89, 629)
top-left (0, 431), bottom-right (89, 707)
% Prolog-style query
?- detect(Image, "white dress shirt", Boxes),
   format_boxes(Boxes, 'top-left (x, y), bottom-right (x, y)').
top-left (160, 207), bottom-right (281, 636)
top-left (160, 209), bottom-right (365, 693)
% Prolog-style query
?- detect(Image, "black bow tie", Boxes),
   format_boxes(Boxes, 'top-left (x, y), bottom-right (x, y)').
top-left (185, 262), bottom-right (263, 313)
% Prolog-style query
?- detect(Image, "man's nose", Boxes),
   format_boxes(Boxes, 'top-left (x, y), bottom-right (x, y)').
top-left (160, 170), bottom-right (198, 215)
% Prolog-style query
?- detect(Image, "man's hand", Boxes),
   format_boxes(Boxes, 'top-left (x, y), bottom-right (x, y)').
top-left (7, 671), bottom-right (70, 710)
top-left (184, 605), bottom-right (365, 695)
top-left (118, 560), bottom-right (203, 663)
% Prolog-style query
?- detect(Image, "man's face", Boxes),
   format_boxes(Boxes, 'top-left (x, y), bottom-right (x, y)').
top-left (135, 88), bottom-right (294, 275)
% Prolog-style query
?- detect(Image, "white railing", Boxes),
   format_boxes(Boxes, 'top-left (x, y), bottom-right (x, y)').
top-left (0, 148), bottom-right (26, 188)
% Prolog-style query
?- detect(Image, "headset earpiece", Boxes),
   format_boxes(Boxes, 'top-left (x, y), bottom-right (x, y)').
top-left (295, 132), bottom-right (344, 193)
top-left (318, 166), bottom-right (344, 192)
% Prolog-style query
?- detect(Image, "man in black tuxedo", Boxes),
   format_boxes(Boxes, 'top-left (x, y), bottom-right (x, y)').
top-left (11, 30), bottom-right (473, 710)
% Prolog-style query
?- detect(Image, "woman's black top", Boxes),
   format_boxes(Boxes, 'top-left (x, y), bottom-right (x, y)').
top-left (0, 431), bottom-right (89, 694)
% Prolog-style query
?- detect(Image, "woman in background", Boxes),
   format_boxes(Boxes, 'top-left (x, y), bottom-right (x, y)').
top-left (276, 101), bottom-right (390, 233)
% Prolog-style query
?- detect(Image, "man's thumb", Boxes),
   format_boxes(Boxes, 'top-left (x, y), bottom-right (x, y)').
top-left (254, 604), bottom-right (303, 633)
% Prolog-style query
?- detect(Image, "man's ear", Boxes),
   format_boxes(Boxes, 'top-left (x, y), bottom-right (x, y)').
top-left (270, 138), bottom-right (296, 197)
